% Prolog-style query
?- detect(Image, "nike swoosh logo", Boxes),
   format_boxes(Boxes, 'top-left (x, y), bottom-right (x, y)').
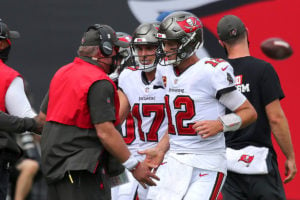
top-left (221, 65), bottom-right (229, 71)
top-left (199, 173), bottom-right (208, 177)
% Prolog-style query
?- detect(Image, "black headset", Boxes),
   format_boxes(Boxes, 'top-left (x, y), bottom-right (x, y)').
top-left (87, 24), bottom-right (113, 56)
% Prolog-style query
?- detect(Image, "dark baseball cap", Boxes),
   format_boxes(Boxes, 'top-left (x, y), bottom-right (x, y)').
top-left (0, 19), bottom-right (20, 40)
top-left (217, 15), bottom-right (246, 41)
top-left (80, 24), bottom-right (129, 48)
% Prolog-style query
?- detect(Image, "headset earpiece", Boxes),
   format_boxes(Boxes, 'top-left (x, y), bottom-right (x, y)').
top-left (98, 26), bottom-right (113, 56)
top-left (87, 24), bottom-right (113, 56)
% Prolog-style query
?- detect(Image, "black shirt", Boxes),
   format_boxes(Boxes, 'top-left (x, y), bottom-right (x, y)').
top-left (0, 111), bottom-right (36, 133)
top-left (225, 56), bottom-right (284, 154)
top-left (0, 112), bottom-right (37, 160)
top-left (40, 80), bottom-right (120, 183)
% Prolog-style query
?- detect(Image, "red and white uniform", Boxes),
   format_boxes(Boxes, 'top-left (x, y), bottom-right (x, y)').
top-left (113, 67), bottom-right (168, 200)
top-left (147, 58), bottom-right (236, 200)
top-left (119, 67), bottom-right (167, 154)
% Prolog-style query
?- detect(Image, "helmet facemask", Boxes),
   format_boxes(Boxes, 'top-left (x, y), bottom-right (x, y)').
top-left (131, 23), bottom-right (161, 72)
top-left (131, 42), bottom-right (159, 72)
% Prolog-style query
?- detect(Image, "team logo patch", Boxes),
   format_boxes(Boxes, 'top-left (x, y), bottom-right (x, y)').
top-left (162, 76), bottom-right (167, 87)
top-left (238, 154), bottom-right (254, 167)
top-left (106, 97), bottom-right (111, 104)
top-left (235, 75), bottom-right (243, 85)
top-left (227, 73), bottom-right (234, 84)
top-left (177, 17), bottom-right (202, 33)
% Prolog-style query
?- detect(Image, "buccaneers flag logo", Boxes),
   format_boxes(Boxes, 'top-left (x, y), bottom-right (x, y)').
top-left (238, 154), bottom-right (254, 167)
top-left (177, 17), bottom-right (202, 33)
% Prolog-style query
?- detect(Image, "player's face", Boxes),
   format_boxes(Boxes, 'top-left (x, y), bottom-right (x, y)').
top-left (135, 44), bottom-right (157, 65)
top-left (163, 40), bottom-right (179, 61)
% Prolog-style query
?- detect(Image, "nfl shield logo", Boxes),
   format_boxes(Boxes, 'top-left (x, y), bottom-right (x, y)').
top-left (174, 79), bottom-right (178, 85)
top-left (145, 87), bottom-right (149, 93)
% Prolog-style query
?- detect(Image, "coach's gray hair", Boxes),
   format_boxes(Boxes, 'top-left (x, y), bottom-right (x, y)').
top-left (77, 46), bottom-right (99, 57)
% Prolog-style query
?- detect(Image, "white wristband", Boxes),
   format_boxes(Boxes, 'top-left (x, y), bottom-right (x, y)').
top-left (122, 155), bottom-right (139, 171)
top-left (219, 113), bottom-right (242, 132)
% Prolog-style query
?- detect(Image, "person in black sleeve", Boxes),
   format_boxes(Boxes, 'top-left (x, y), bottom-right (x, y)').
top-left (40, 24), bottom-right (159, 200)
top-left (0, 19), bottom-right (44, 200)
top-left (0, 111), bottom-right (42, 134)
top-left (217, 15), bottom-right (297, 200)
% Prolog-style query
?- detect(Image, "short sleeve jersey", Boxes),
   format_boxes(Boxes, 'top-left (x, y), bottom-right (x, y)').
top-left (225, 56), bottom-right (284, 152)
top-left (118, 68), bottom-right (168, 152)
top-left (155, 58), bottom-right (236, 154)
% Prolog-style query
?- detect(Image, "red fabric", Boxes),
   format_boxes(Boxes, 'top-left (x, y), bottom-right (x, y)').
top-left (210, 172), bottom-right (224, 200)
top-left (46, 57), bottom-right (120, 129)
top-left (0, 60), bottom-right (20, 112)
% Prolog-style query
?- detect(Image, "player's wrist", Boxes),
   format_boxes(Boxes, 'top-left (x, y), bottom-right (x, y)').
top-left (129, 161), bottom-right (141, 173)
top-left (122, 154), bottom-right (139, 171)
top-left (218, 113), bottom-right (242, 132)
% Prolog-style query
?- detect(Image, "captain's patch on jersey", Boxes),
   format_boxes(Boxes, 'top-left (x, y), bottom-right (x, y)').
top-left (162, 76), bottom-right (167, 87)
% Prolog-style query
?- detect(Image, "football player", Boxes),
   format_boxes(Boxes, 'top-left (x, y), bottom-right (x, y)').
top-left (115, 22), bottom-right (168, 200)
top-left (110, 32), bottom-right (141, 200)
top-left (144, 11), bottom-right (257, 200)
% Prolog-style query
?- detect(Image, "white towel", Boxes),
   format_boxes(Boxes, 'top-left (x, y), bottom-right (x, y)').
top-left (226, 146), bottom-right (269, 174)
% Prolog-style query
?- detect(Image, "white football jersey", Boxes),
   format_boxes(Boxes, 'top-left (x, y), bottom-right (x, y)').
top-left (121, 112), bottom-right (140, 156)
top-left (155, 58), bottom-right (236, 155)
top-left (119, 67), bottom-right (168, 151)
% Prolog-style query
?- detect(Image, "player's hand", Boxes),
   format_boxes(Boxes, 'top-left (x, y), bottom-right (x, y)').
top-left (32, 116), bottom-right (44, 134)
top-left (193, 120), bottom-right (223, 139)
top-left (284, 158), bottom-right (297, 183)
top-left (139, 147), bottom-right (165, 172)
top-left (131, 161), bottom-right (160, 188)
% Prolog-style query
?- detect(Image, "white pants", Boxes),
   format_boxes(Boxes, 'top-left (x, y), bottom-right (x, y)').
top-left (111, 169), bottom-right (149, 200)
top-left (111, 169), bottom-right (138, 200)
top-left (147, 155), bottom-right (226, 200)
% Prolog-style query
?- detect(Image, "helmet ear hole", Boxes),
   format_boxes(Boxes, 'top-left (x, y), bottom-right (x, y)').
top-left (179, 52), bottom-right (187, 59)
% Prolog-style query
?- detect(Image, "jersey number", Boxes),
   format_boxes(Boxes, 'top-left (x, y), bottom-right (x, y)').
top-left (165, 95), bottom-right (196, 135)
top-left (205, 58), bottom-right (226, 67)
top-left (122, 113), bottom-right (136, 145)
top-left (132, 104), bottom-right (165, 142)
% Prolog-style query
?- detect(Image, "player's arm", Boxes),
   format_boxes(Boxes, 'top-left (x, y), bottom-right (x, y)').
top-left (139, 130), bottom-right (169, 168)
top-left (0, 111), bottom-right (40, 134)
top-left (35, 91), bottom-right (49, 131)
top-left (5, 77), bottom-right (36, 118)
top-left (266, 99), bottom-right (297, 183)
top-left (118, 89), bottom-right (130, 124)
top-left (89, 80), bottom-right (159, 187)
top-left (193, 90), bottom-right (257, 138)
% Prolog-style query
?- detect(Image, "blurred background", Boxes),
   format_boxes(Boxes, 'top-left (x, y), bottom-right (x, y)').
top-left (1, 0), bottom-right (299, 199)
